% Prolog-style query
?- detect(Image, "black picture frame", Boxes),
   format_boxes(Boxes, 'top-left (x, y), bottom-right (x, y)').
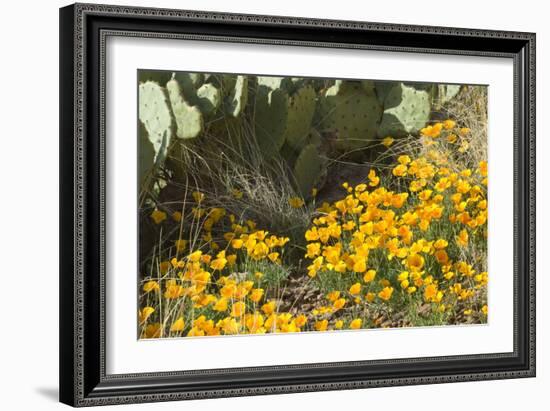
top-left (59, 3), bottom-right (536, 407)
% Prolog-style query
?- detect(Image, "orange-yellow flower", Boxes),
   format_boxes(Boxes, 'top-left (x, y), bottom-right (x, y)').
top-left (261, 300), bottom-right (277, 315)
top-left (170, 317), bottom-right (185, 332)
top-left (349, 318), bottom-right (362, 329)
top-left (406, 254), bottom-right (425, 272)
top-left (382, 136), bottom-right (394, 147)
top-left (192, 191), bottom-right (205, 203)
top-left (230, 301), bottom-right (246, 317)
top-left (333, 298), bottom-right (347, 310)
top-left (249, 288), bottom-right (264, 303)
top-left (456, 229), bottom-right (469, 247)
top-left (288, 197), bottom-right (305, 208)
top-left (443, 119), bottom-right (456, 129)
top-left (349, 283), bottom-right (361, 295)
top-left (363, 269), bottom-right (376, 283)
top-left (143, 280), bottom-right (159, 293)
top-left (210, 256), bottom-right (227, 271)
top-left (139, 307), bottom-right (155, 323)
top-left (144, 323), bottom-right (161, 338)
top-left (213, 297), bottom-right (228, 312)
top-left (150, 209), bottom-right (167, 224)
top-left (314, 319), bottom-right (329, 331)
top-left (378, 286), bottom-right (394, 301)
top-left (295, 314), bottom-right (307, 327)
top-left (392, 164), bottom-right (408, 177)
top-left (368, 169), bottom-right (380, 187)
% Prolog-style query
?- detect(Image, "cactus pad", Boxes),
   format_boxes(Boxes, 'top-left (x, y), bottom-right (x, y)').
top-left (226, 75), bottom-right (248, 117)
top-left (166, 78), bottom-right (204, 139)
top-left (378, 83), bottom-right (431, 137)
top-left (138, 81), bottom-right (173, 162)
top-left (284, 85), bottom-right (317, 151)
top-left (437, 84), bottom-right (461, 105)
top-left (196, 83), bottom-right (222, 115)
top-left (293, 143), bottom-right (325, 196)
top-left (317, 80), bottom-right (382, 150)
top-left (254, 86), bottom-right (289, 155)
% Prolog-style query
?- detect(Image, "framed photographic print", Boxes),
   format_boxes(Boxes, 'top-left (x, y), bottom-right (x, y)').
top-left (59, 3), bottom-right (536, 407)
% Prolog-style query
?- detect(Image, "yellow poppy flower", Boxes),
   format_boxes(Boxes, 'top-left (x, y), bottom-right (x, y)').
top-left (333, 298), bottom-right (347, 310)
top-left (261, 301), bottom-right (277, 315)
top-left (382, 136), bottom-right (394, 147)
top-left (314, 319), bottom-right (329, 331)
top-left (378, 287), bottom-right (394, 301)
top-left (144, 323), bottom-right (161, 338)
top-left (210, 256), bottom-right (227, 271)
top-left (142, 280), bottom-right (159, 293)
top-left (150, 209), bottom-right (167, 224)
top-left (363, 269), bottom-right (376, 283)
top-left (139, 307), bottom-right (155, 323)
top-left (192, 191), bottom-right (205, 203)
top-left (249, 288), bottom-right (264, 303)
top-left (288, 197), bottom-right (305, 208)
top-left (170, 317), bottom-right (185, 332)
top-left (443, 119), bottom-right (456, 129)
top-left (349, 318), bottom-right (362, 329)
top-left (456, 229), bottom-right (469, 247)
top-left (349, 283), bottom-right (362, 295)
top-left (230, 301), bottom-right (246, 317)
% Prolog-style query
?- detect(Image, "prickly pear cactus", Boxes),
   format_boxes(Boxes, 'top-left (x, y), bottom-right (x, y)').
top-left (171, 72), bottom-right (221, 117)
top-left (254, 82), bottom-right (317, 157)
top-left (226, 75), bottom-right (248, 117)
top-left (436, 84), bottom-right (461, 106)
top-left (195, 83), bottom-right (221, 115)
top-left (166, 78), bottom-right (204, 139)
top-left (138, 122), bottom-right (157, 186)
top-left (257, 76), bottom-right (289, 90)
top-left (377, 83), bottom-right (431, 137)
top-left (254, 86), bottom-right (289, 155)
top-left (316, 80), bottom-right (382, 150)
top-left (284, 85), bottom-right (317, 151)
top-left (138, 81), bottom-right (173, 165)
top-left (139, 70), bottom-right (172, 86)
top-left (374, 81), bottom-right (394, 105)
top-left (293, 144), bottom-right (325, 197)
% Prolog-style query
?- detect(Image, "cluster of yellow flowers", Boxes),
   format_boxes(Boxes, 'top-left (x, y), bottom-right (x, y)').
top-left (303, 120), bottom-right (488, 330)
top-left (140, 118), bottom-right (488, 338)
top-left (140, 193), bottom-right (311, 337)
